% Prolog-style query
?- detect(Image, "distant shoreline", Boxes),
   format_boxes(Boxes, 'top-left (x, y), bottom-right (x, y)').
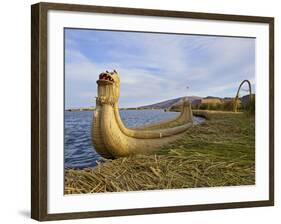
top-left (65, 108), bottom-right (95, 112)
top-left (65, 108), bottom-right (166, 112)
top-left (65, 93), bottom-right (254, 112)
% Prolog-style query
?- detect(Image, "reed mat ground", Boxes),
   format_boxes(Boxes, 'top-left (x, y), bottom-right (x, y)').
top-left (65, 111), bottom-right (255, 194)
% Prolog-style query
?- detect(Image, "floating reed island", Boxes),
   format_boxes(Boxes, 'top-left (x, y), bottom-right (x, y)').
top-left (65, 110), bottom-right (255, 194)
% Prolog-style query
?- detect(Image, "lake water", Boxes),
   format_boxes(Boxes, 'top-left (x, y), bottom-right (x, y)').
top-left (64, 110), bottom-right (204, 169)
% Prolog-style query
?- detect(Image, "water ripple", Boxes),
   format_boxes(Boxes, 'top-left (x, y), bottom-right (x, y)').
top-left (64, 110), bottom-right (203, 169)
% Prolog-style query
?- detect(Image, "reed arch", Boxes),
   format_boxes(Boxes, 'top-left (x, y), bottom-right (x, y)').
top-left (234, 80), bottom-right (252, 112)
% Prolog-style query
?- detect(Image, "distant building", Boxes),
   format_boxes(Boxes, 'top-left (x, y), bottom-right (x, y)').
top-left (222, 97), bottom-right (234, 102)
top-left (192, 97), bottom-right (222, 106)
top-left (202, 98), bottom-right (222, 104)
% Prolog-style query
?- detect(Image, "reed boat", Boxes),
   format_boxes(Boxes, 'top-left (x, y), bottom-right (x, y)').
top-left (92, 70), bottom-right (193, 158)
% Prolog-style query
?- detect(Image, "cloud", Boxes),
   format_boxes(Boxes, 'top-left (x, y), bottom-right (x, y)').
top-left (65, 29), bottom-right (255, 108)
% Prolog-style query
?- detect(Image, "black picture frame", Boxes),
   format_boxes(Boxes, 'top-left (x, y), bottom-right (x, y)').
top-left (31, 2), bottom-right (274, 221)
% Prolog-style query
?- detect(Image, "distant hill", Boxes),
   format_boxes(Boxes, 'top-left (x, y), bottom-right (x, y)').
top-left (241, 94), bottom-right (255, 106)
top-left (138, 96), bottom-right (202, 110)
top-left (137, 94), bottom-right (254, 110)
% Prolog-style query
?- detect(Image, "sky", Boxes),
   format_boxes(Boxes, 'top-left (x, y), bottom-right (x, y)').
top-left (65, 28), bottom-right (255, 109)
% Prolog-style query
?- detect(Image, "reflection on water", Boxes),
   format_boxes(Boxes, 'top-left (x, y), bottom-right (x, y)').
top-left (64, 110), bottom-right (204, 169)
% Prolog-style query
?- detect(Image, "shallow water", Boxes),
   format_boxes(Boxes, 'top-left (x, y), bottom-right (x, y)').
top-left (64, 110), bottom-right (204, 169)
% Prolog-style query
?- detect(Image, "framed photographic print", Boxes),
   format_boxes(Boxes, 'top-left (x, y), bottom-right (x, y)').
top-left (31, 2), bottom-right (274, 221)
